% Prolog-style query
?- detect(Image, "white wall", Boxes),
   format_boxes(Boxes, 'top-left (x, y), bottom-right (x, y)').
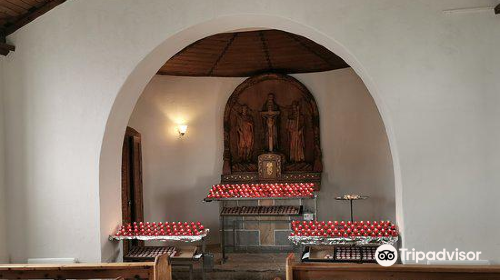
top-left (0, 57), bottom-right (8, 263)
top-left (127, 70), bottom-right (394, 244)
top-left (302, 70), bottom-right (395, 222)
top-left (1, 0), bottom-right (499, 263)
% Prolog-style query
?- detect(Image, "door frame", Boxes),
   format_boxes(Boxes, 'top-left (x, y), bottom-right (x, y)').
top-left (121, 126), bottom-right (145, 253)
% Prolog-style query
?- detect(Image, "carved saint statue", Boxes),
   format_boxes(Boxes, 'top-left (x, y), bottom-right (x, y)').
top-left (287, 101), bottom-right (305, 162)
top-left (260, 93), bottom-right (280, 152)
top-left (236, 105), bottom-right (254, 161)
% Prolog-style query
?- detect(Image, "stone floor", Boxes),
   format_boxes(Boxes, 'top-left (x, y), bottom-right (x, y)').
top-left (173, 245), bottom-right (287, 280)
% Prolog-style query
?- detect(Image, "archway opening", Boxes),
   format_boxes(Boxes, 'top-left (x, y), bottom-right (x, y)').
top-left (99, 15), bottom-right (402, 264)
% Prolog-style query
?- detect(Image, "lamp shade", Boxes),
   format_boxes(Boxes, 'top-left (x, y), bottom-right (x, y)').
top-left (178, 124), bottom-right (188, 135)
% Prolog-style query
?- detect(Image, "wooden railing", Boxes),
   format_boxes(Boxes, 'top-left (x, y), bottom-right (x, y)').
top-left (286, 253), bottom-right (500, 280)
top-left (0, 254), bottom-right (171, 280)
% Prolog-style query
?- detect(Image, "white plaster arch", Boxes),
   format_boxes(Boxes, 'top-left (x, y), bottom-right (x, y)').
top-left (98, 14), bottom-right (404, 260)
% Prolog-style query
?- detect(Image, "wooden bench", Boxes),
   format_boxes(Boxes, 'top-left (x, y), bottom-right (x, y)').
top-left (286, 253), bottom-right (500, 280)
top-left (0, 254), bottom-right (171, 280)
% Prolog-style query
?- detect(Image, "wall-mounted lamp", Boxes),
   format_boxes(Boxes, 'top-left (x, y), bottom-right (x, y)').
top-left (178, 124), bottom-right (188, 137)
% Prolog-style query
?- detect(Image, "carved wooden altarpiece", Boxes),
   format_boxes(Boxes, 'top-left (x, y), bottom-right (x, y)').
top-left (222, 73), bottom-right (322, 189)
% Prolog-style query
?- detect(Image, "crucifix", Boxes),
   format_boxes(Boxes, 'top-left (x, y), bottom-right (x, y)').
top-left (260, 93), bottom-right (280, 152)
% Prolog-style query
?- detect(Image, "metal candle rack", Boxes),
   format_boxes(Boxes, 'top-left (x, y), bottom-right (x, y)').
top-left (109, 230), bottom-right (209, 280)
top-left (204, 195), bottom-right (318, 263)
top-left (289, 224), bottom-right (399, 264)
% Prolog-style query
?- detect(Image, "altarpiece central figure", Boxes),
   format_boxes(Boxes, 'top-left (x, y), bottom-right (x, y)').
top-left (260, 94), bottom-right (280, 153)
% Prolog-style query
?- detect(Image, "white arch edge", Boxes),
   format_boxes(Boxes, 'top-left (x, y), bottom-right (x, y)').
top-left (98, 13), bottom-right (405, 261)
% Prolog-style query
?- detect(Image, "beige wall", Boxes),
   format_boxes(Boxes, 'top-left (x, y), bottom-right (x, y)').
top-left (128, 69), bottom-right (395, 243)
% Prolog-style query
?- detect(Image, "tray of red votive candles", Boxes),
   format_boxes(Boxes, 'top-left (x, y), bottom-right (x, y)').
top-left (289, 220), bottom-right (398, 246)
top-left (109, 221), bottom-right (209, 242)
top-left (204, 183), bottom-right (316, 201)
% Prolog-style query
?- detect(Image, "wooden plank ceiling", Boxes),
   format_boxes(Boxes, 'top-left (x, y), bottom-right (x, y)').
top-left (158, 29), bottom-right (350, 77)
top-left (0, 0), bottom-right (66, 56)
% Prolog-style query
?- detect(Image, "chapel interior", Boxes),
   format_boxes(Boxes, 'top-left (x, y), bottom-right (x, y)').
top-left (0, 1), bottom-right (499, 280)
top-left (118, 29), bottom-right (396, 278)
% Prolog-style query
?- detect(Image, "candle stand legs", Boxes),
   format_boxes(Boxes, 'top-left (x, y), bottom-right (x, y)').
top-left (350, 200), bottom-right (354, 223)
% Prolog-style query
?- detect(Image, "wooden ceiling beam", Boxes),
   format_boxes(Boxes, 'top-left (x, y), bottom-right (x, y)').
top-left (207, 33), bottom-right (237, 76)
top-left (259, 31), bottom-right (273, 71)
top-left (3, 0), bottom-right (66, 36)
top-left (1, 1), bottom-right (28, 14)
top-left (0, 41), bottom-right (15, 56)
top-left (0, 6), bottom-right (21, 17)
top-left (7, 0), bottom-right (33, 10)
top-left (0, 42), bottom-right (15, 52)
top-left (0, 34), bottom-right (15, 56)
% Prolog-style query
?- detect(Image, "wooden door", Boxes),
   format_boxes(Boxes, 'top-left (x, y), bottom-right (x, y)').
top-left (121, 126), bottom-right (144, 253)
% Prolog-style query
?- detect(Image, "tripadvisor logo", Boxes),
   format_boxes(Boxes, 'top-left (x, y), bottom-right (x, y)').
top-left (375, 245), bottom-right (483, 266)
top-left (375, 244), bottom-right (398, 267)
